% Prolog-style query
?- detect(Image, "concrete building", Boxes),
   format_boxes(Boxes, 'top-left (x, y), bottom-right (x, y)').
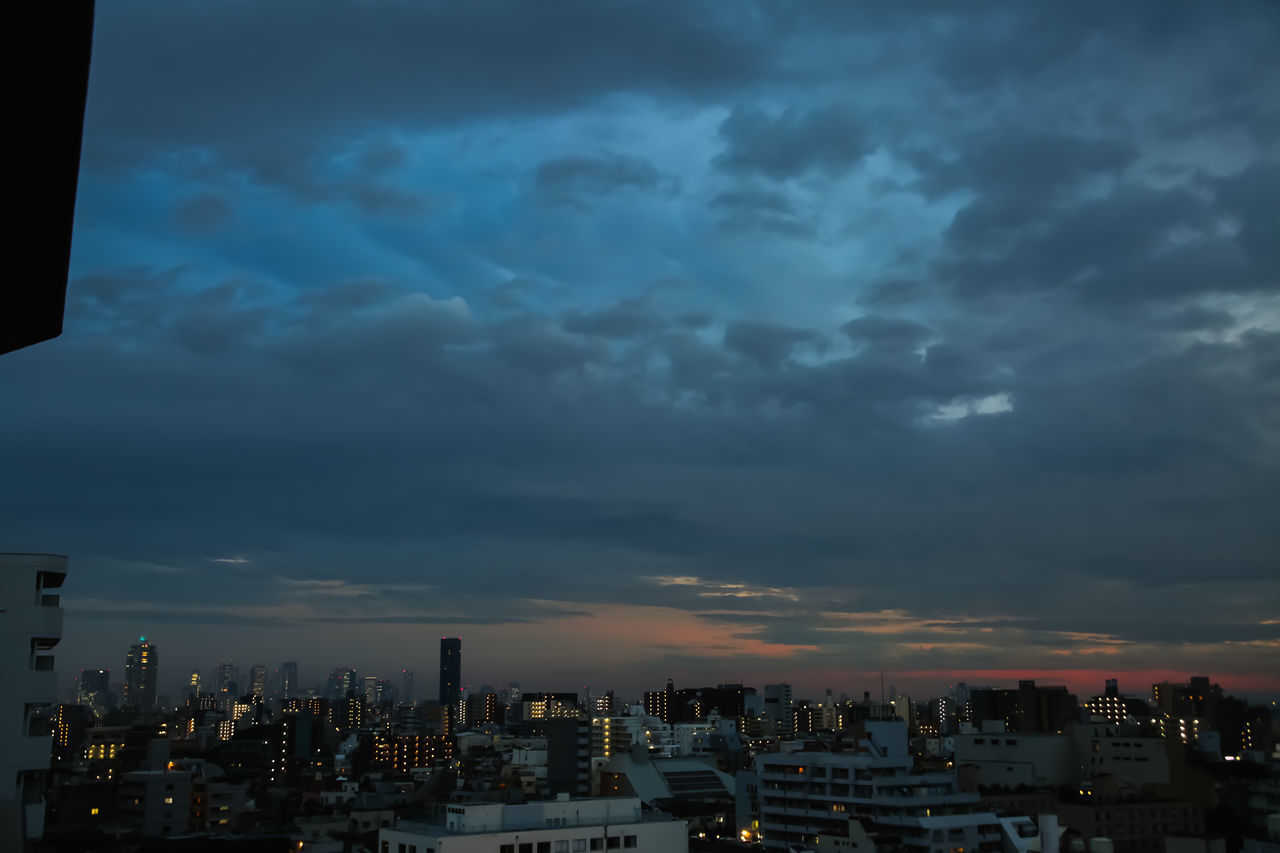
top-left (953, 723), bottom-right (1169, 790)
top-left (378, 796), bottom-right (687, 852)
top-left (0, 553), bottom-right (66, 848)
top-left (756, 720), bottom-right (1003, 852)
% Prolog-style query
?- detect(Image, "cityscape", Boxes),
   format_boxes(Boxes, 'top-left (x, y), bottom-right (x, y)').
top-left (4, 1), bottom-right (1279, 852)
top-left (4, 554), bottom-right (1279, 852)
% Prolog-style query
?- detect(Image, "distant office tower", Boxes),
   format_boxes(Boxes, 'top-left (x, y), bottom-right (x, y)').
top-left (402, 669), bottom-right (414, 705)
top-left (439, 637), bottom-right (461, 708)
top-left (326, 667), bottom-right (358, 700)
top-left (250, 664), bottom-right (268, 698)
top-left (214, 660), bottom-right (239, 696)
top-left (281, 661), bottom-right (298, 698)
top-left (78, 668), bottom-right (111, 717)
top-left (364, 676), bottom-right (385, 706)
top-left (188, 668), bottom-right (202, 697)
top-left (124, 637), bottom-right (159, 709)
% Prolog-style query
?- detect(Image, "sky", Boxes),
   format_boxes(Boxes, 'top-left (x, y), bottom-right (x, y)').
top-left (3, 1), bottom-right (1278, 703)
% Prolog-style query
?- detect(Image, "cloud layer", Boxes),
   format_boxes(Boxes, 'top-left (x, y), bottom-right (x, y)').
top-left (4, 0), bottom-right (1277, 698)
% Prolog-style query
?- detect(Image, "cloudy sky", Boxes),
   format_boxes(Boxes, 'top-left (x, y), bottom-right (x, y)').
top-left (4, 1), bottom-right (1278, 702)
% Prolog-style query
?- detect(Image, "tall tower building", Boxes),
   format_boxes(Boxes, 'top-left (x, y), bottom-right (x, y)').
top-left (280, 661), bottom-right (298, 699)
top-left (250, 664), bottom-right (268, 698)
top-left (214, 660), bottom-right (238, 696)
top-left (123, 637), bottom-right (158, 710)
top-left (439, 637), bottom-right (461, 708)
top-left (402, 668), bottom-right (414, 706)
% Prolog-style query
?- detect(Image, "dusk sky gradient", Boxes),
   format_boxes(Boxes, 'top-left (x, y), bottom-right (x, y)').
top-left (3, 1), bottom-right (1278, 702)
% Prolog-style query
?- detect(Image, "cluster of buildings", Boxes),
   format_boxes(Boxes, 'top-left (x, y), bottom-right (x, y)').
top-left (3, 554), bottom-right (1280, 853)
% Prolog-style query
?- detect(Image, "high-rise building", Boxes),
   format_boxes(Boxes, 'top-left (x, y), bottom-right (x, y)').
top-left (124, 637), bottom-right (159, 710)
top-left (326, 667), bottom-right (358, 700)
top-left (249, 665), bottom-right (268, 698)
top-left (77, 668), bottom-right (110, 717)
top-left (439, 637), bottom-right (461, 708)
top-left (188, 668), bottom-right (202, 697)
top-left (401, 668), bottom-right (414, 706)
top-left (280, 661), bottom-right (298, 699)
top-left (214, 660), bottom-right (238, 696)
top-left (364, 676), bottom-right (385, 706)
top-left (1, 553), bottom-right (67, 847)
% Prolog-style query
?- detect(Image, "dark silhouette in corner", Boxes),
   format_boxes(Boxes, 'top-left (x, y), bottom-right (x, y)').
top-left (4, 2), bottom-right (94, 356)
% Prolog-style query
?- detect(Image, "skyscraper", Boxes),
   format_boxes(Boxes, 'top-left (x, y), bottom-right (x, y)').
top-left (402, 668), bottom-right (414, 706)
top-left (124, 636), bottom-right (158, 710)
top-left (439, 637), bottom-right (461, 708)
top-left (250, 664), bottom-right (268, 698)
top-left (77, 668), bottom-right (110, 717)
top-left (280, 661), bottom-right (298, 699)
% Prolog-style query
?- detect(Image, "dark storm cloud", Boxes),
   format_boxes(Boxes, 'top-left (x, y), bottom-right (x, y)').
top-left (82, 0), bottom-right (774, 177)
top-left (535, 154), bottom-right (667, 203)
top-left (715, 104), bottom-right (870, 179)
top-left (841, 316), bottom-right (932, 352)
top-left (710, 187), bottom-right (814, 238)
top-left (857, 279), bottom-right (932, 307)
top-left (172, 192), bottom-right (235, 232)
top-left (561, 297), bottom-right (667, 339)
top-left (723, 321), bottom-right (824, 368)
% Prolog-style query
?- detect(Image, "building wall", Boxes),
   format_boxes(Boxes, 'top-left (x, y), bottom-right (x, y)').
top-left (954, 733), bottom-right (1074, 788)
top-left (379, 798), bottom-right (687, 853)
top-left (0, 553), bottom-right (66, 848)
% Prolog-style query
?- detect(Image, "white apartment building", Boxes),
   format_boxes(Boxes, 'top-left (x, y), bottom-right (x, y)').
top-left (0, 553), bottom-right (66, 848)
top-left (757, 720), bottom-right (1004, 853)
top-left (953, 723), bottom-right (1169, 789)
top-left (378, 796), bottom-right (687, 853)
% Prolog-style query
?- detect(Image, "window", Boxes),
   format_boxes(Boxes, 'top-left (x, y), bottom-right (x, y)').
top-left (399, 844), bottom-right (407, 853)
top-left (574, 841), bottom-right (587, 852)
top-left (163, 797), bottom-right (174, 805)
top-left (607, 837), bottom-right (621, 849)
top-left (590, 840), bottom-right (603, 851)
top-left (555, 843), bottom-right (570, 853)
top-left (501, 846), bottom-right (514, 853)
top-left (623, 836), bottom-right (637, 848)
top-left (538, 843), bottom-right (551, 853)
top-left (520, 844), bottom-right (533, 853)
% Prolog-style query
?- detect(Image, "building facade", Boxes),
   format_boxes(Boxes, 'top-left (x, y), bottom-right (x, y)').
top-left (757, 721), bottom-right (1003, 852)
top-left (378, 796), bottom-right (687, 853)
top-left (0, 553), bottom-right (67, 847)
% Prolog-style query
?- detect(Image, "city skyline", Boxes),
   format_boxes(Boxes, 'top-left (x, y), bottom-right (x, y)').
top-left (59, 630), bottom-right (1280, 707)
top-left (3, 2), bottom-right (1279, 694)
